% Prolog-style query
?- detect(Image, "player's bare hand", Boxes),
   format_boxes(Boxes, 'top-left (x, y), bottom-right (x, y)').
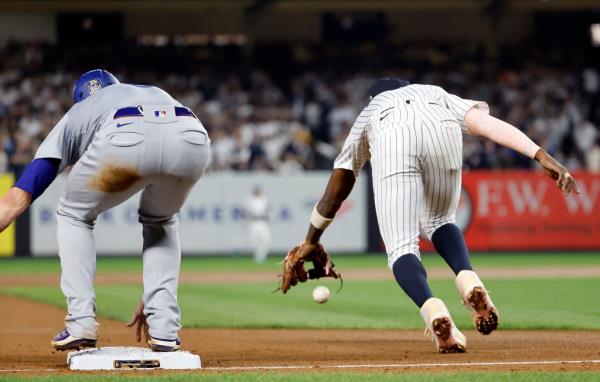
top-left (126, 300), bottom-right (149, 343)
top-left (278, 241), bottom-right (340, 294)
top-left (534, 149), bottom-right (580, 195)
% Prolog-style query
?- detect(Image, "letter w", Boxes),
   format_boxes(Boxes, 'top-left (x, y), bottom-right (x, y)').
top-left (564, 180), bottom-right (600, 215)
top-left (506, 181), bottom-right (547, 215)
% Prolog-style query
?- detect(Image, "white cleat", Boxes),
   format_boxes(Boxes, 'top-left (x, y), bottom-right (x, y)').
top-left (455, 270), bottom-right (499, 335)
top-left (420, 297), bottom-right (467, 354)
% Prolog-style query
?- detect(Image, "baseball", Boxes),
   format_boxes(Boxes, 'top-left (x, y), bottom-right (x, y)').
top-left (312, 285), bottom-right (330, 304)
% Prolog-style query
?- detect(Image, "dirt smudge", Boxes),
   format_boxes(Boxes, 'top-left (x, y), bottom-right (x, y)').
top-left (89, 162), bottom-right (142, 193)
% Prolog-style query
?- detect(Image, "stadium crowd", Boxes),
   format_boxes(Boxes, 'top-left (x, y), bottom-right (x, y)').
top-left (1, 41), bottom-right (599, 175)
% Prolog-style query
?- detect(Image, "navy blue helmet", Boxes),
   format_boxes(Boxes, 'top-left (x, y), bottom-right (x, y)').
top-left (72, 69), bottom-right (120, 104)
top-left (369, 77), bottom-right (410, 100)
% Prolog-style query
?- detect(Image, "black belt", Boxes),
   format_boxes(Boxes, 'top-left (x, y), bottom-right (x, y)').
top-left (114, 106), bottom-right (197, 119)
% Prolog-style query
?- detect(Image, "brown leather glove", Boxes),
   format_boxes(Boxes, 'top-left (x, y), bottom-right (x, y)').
top-left (534, 149), bottom-right (580, 194)
top-left (278, 241), bottom-right (341, 294)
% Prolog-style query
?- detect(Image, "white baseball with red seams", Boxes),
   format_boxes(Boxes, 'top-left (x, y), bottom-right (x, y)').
top-left (312, 285), bottom-right (330, 304)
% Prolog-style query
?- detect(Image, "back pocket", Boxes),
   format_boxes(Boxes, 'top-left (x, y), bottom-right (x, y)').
top-left (106, 132), bottom-right (145, 147)
top-left (180, 130), bottom-right (209, 145)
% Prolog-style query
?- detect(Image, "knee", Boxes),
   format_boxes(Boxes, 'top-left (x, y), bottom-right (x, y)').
top-left (423, 216), bottom-right (456, 239)
top-left (392, 254), bottom-right (426, 280)
top-left (138, 211), bottom-right (178, 226)
top-left (56, 210), bottom-right (95, 229)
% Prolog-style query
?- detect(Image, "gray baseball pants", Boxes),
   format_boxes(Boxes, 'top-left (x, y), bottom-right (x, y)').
top-left (56, 106), bottom-right (210, 340)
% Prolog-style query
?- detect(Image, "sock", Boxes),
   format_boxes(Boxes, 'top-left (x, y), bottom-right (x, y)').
top-left (392, 254), bottom-right (433, 308)
top-left (431, 223), bottom-right (473, 275)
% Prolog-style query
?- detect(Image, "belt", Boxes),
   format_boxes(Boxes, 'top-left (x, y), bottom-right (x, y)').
top-left (114, 106), bottom-right (197, 119)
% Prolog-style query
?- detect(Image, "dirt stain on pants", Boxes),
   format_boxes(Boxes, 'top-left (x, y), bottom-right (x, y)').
top-left (89, 162), bottom-right (142, 193)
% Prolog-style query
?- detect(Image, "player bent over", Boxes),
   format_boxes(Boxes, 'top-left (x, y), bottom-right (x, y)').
top-left (0, 70), bottom-right (211, 352)
top-left (278, 78), bottom-right (579, 353)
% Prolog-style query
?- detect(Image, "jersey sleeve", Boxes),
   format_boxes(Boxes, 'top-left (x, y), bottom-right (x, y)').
top-left (441, 89), bottom-right (489, 133)
top-left (34, 114), bottom-right (69, 171)
top-left (333, 105), bottom-right (373, 177)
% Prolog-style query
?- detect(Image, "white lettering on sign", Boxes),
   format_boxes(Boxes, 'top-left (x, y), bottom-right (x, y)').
top-left (563, 180), bottom-right (600, 215)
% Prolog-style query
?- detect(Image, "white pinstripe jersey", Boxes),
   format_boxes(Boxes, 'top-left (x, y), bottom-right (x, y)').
top-left (333, 84), bottom-right (489, 176)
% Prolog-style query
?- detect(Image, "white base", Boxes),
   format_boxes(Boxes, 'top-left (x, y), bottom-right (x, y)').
top-left (67, 347), bottom-right (201, 370)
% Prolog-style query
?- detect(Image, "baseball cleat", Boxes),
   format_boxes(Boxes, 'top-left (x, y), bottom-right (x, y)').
top-left (465, 286), bottom-right (499, 335)
top-left (51, 328), bottom-right (97, 351)
top-left (148, 337), bottom-right (181, 352)
top-left (430, 317), bottom-right (467, 354)
top-left (456, 270), bottom-right (499, 335)
top-left (420, 297), bottom-right (467, 354)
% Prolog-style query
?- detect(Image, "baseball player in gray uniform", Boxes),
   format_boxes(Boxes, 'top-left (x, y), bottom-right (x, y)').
top-left (0, 69), bottom-right (210, 352)
top-left (280, 78), bottom-right (579, 353)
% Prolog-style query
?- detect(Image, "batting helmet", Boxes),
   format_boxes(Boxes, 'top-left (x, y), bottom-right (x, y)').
top-left (72, 69), bottom-right (120, 104)
top-left (369, 77), bottom-right (410, 100)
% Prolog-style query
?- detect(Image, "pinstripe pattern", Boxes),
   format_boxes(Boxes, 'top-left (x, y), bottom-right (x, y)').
top-left (334, 84), bottom-right (488, 268)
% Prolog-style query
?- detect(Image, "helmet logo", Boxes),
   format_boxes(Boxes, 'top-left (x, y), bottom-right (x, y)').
top-left (88, 79), bottom-right (102, 95)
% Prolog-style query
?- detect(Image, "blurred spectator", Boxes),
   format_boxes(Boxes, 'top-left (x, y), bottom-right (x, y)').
top-left (587, 137), bottom-right (600, 173)
top-left (0, 41), bottom-right (598, 174)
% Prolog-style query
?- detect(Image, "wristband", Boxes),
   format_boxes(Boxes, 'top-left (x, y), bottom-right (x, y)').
top-left (310, 205), bottom-right (333, 230)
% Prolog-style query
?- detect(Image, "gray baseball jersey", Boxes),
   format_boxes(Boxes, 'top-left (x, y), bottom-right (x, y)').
top-left (36, 83), bottom-right (211, 341)
top-left (334, 84), bottom-right (488, 268)
top-left (35, 83), bottom-right (185, 172)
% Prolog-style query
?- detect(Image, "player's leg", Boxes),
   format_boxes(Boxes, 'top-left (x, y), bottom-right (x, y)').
top-left (370, 127), bottom-right (429, 305)
top-left (53, 131), bottom-right (147, 350)
top-left (421, 122), bottom-right (498, 335)
top-left (252, 221), bottom-right (270, 262)
top-left (371, 126), bottom-right (464, 353)
top-left (248, 222), bottom-right (260, 261)
top-left (138, 126), bottom-right (210, 351)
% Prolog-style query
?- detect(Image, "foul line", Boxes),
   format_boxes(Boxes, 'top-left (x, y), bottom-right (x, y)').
top-left (0, 369), bottom-right (58, 372)
top-left (204, 359), bottom-right (600, 371)
top-left (1, 359), bottom-right (599, 373)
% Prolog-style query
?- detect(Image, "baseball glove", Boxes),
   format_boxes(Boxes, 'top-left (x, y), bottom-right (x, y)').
top-left (276, 242), bottom-right (342, 294)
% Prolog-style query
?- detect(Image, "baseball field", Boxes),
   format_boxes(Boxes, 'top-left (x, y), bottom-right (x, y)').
top-left (0, 252), bottom-right (599, 381)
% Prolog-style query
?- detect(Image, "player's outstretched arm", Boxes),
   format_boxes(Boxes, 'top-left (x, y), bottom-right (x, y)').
top-left (278, 169), bottom-right (354, 293)
top-left (533, 148), bottom-right (580, 194)
top-left (0, 157), bottom-right (61, 232)
top-left (465, 108), bottom-right (579, 194)
top-left (305, 168), bottom-right (356, 244)
top-left (0, 187), bottom-right (31, 232)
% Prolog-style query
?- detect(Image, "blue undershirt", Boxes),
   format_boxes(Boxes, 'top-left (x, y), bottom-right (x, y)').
top-left (14, 158), bottom-right (60, 201)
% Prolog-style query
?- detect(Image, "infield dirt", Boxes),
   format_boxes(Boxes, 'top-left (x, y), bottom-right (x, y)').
top-left (1, 293), bottom-right (599, 375)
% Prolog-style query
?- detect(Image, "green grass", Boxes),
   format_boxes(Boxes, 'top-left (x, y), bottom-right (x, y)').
top-left (0, 372), bottom-right (598, 382)
top-left (1, 252), bottom-right (600, 274)
top-left (2, 277), bottom-right (599, 330)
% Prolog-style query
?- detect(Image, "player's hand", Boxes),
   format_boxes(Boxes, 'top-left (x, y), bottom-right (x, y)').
top-left (278, 241), bottom-right (341, 294)
top-left (126, 300), bottom-right (149, 343)
top-left (534, 149), bottom-right (580, 195)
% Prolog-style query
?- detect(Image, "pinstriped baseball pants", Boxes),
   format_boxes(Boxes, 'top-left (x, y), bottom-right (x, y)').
top-left (370, 118), bottom-right (463, 268)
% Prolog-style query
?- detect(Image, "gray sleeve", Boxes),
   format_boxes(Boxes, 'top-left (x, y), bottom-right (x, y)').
top-left (34, 114), bottom-right (69, 169)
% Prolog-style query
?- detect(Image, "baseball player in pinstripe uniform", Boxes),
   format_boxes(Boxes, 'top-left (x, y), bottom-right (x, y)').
top-left (0, 69), bottom-right (211, 352)
top-left (280, 78), bottom-right (579, 353)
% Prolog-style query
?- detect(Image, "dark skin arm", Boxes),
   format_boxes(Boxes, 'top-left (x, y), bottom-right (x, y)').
top-left (533, 149), bottom-right (580, 194)
top-left (302, 168), bottom-right (356, 249)
top-left (279, 169), bottom-right (355, 292)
